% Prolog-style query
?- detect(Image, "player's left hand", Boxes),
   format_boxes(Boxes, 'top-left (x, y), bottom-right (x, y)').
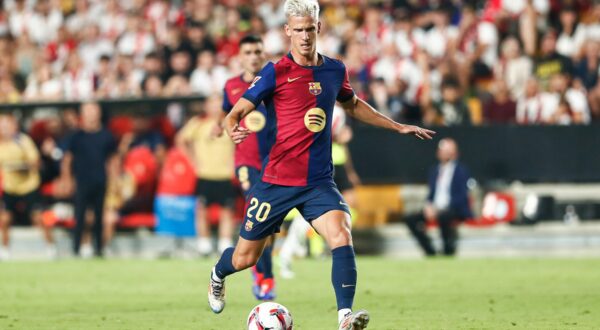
top-left (229, 124), bottom-right (250, 144)
top-left (397, 125), bottom-right (436, 140)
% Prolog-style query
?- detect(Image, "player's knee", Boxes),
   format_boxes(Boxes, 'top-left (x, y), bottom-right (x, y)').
top-left (328, 226), bottom-right (353, 249)
top-left (232, 252), bottom-right (259, 270)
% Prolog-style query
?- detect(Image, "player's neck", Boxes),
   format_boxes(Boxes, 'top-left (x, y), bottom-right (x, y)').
top-left (242, 71), bottom-right (255, 83)
top-left (290, 49), bottom-right (319, 66)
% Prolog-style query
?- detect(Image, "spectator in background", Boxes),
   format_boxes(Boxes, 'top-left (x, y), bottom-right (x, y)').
top-left (61, 102), bottom-right (117, 257)
top-left (176, 95), bottom-right (235, 256)
top-left (517, 78), bottom-right (552, 124)
top-left (78, 24), bottom-right (114, 73)
top-left (15, 33), bottom-right (37, 78)
top-left (98, 0), bottom-right (126, 42)
top-left (545, 73), bottom-right (590, 125)
top-left (184, 21), bottom-right (216, 63)
top-left (27, 0), bottom-right (63, 45)
top-left (60, 53), bottom-right (94, 101)
top-left (454, 5), bottom-right (498, 89)
top-left (495, 36), bottom-right (533, 100)
top-left (114, 54), bottom-right (143, 97)
top-left (116, 14), bottom-right (156, 62)
top-left (535, 30), bottom-right (574, 89)
top-left (24, 62), bottom-right (62, 101)
top-left (8, 0), bottom-right (32, 40)
top-left (575, 41), bottom-right (600, 90)
top-left (406, 138), bottom-right (472, 256)
top-left (256, 0), bottom-right (286, 30)
top-left (483, 80), bottom-right (516, 124)
top-left (190, 50), bottom-right (229, 97)
top-left (0, 114), bottom-right (55, 260)
top-left (556, 6), bottom-right (586, 60)
top-left (141, 52), bottom-right (165, 80)
top-left (165, 50), bottom-right (192, 80)
top-left (423, 77), bottom-right (471, 126)
top-left (65, 0), bottom-right (94, 36)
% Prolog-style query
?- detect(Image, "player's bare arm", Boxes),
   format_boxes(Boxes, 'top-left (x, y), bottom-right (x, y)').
top-left (211, 111), bottom-right (227, 138)
top-left (224, 97), bottom-right (255, 144)
top-left (340, 96), bottom-right (436, 140)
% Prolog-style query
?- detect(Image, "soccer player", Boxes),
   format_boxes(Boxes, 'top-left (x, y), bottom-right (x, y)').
top-left (217, 35), bottom-right (276, 301)
top-left (208, 1), bottom-right (435, 329)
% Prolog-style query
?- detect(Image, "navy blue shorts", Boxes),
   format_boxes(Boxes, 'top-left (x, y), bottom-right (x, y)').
top-left (236, 166), bottom-right (262, 198)
top-left (240, 180), bottom-right (350, 241)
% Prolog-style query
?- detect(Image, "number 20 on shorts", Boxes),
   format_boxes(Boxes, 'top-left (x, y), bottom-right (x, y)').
top-left (246, 198), bottom-right (271, 222)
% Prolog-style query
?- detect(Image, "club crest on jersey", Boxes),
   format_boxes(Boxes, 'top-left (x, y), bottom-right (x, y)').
top-left (304, 107), bottom-right (326, 133)
top-left (245, 220), bottom-right (254, 231)
top-left (308, 82), bottom-right (322, 95)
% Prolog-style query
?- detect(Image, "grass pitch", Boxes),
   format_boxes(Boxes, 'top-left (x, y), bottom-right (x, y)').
top-left (1, 257), bottom-right (599, 329)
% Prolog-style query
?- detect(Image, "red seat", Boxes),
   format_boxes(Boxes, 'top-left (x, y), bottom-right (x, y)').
top-left (118, 213), bottom-right (156, 229)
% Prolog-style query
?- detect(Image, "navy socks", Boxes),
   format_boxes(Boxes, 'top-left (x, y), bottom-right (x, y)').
top-left (214, 247), bottom-right (236, 280)
top-left (256, 245), bottom-right (274, 279)
top-left (331, 245), bottom-right (357, 310)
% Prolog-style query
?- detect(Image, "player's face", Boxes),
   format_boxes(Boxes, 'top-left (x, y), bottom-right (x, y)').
top-left (285, 16), bottom-right (321, 57)
top-left (239, 42), bottom-right (265, 75)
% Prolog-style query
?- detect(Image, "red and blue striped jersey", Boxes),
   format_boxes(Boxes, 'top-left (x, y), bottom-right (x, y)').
top-left (223, 75), bottom-right (271, 170)
top-left (242, 53), bottom-right (355, 187)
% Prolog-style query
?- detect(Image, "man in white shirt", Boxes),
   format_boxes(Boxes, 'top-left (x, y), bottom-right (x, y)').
top-left (406, 139), bottom-right (473, 256)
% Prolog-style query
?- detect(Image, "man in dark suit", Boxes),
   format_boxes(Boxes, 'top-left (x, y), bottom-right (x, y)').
top-left (406, 138), bottom-right (472, 256)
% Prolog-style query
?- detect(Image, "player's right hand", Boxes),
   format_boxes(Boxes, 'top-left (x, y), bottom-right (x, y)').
top-left (229, 124), bottom-right (250, 144)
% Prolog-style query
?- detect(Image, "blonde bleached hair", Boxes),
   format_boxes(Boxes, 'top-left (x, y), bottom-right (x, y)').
top-left (284, 0), bottom-right (320, 21)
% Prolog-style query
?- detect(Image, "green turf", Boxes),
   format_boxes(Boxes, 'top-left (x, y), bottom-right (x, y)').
top-left (0, 258), bottom-right (599, 329)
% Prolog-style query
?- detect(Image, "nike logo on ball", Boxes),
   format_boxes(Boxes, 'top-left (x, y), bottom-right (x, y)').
top-left (287, 76), bottom-right (302, 83)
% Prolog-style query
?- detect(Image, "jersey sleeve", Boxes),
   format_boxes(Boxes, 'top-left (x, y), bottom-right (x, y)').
top-left (222, 87), bottom-right (233, 113)
top-left (242, 62), bottom-right (276, 106)
top-left (337, 64), bottom-right (355, 103)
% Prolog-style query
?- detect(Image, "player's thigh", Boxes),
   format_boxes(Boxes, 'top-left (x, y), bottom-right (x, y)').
top-left (240, 182), bottom-right (295, 242)
top-left (311, 210), bottom-right (353, 249)
top-left (301, 183), bottom-right (352, 249)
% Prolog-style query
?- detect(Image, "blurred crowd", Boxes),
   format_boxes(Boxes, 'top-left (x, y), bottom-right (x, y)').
top-left (0, 0), bottom-right (599, 125)
top-left (3, 0), bottom-right (600, 258)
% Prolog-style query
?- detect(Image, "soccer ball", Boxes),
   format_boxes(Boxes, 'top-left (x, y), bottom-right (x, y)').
top-left (247, 302), bottom-right (293, 330)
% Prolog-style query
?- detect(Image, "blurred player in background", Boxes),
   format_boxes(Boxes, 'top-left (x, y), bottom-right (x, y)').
top-left (216, 35), bottom-right (276, 300)
top-left (208, 1), bottom-right (435, 329)
top-left (177, 95), bottom-right (235, 255)
top-left (0, 114), bottom-right (56, 260)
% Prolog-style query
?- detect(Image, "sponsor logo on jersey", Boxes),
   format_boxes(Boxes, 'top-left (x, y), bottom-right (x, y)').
top-left (308, 82), bottom-right (322, 95)
top-left (304, 108), bottom-right (326, 132)
top-left (243, 110), bottom-right (266, 132)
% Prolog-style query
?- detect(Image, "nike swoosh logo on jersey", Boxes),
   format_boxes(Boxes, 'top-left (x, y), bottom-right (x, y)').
top-left (287, 76), bottom-right (302, 83)
top-left (339, 201), bottom-right (349, 206)
top-left (342, 284), bottom-right (355, 288)
top-left (231, 88), bottom-right (242, 95)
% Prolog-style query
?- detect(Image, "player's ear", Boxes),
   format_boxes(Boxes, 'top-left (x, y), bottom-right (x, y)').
top-left (284, 24), bottom-right (291, 37)
top-left (317, 21), bottom-right (321, 34)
